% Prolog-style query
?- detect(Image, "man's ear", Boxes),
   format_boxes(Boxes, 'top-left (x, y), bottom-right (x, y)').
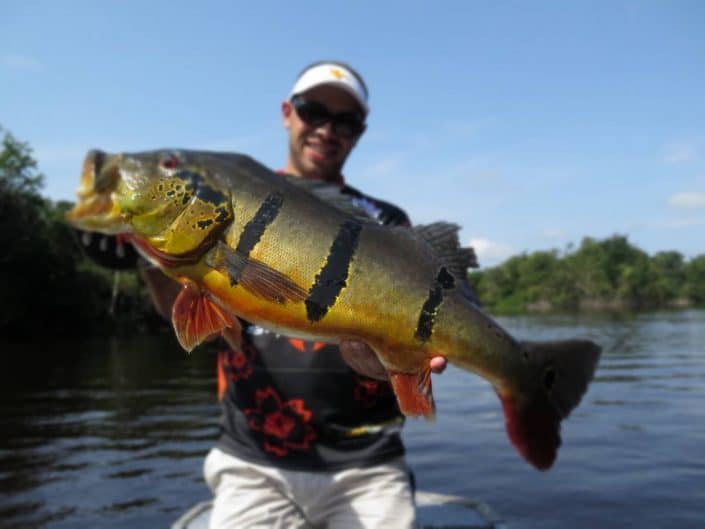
top-left (282, 100), bottom-right (293, 129)
top-left (352, 128), bottom-right (364, 147)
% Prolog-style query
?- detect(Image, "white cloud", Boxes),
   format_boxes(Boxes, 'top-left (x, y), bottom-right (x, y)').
top-left (668, 192), bottom-right (705, 209)
top-left (542, 227), bottom-right (566, 239)
top-left (660, 218), bottom-right (705, 228)
top-left (1, 53), bottom-right (42, 72)
top-left (663, 139), bottom-right (701, 163)
top-left (468, 237), bottom-right (514, 267)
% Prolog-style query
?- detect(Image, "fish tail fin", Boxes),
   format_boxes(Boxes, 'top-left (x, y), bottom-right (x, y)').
top-left (498, 339), bottom-right (601, 470)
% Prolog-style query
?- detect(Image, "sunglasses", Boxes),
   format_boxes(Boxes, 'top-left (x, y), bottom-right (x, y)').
top-left (291, 95), bottom-right (366, 139)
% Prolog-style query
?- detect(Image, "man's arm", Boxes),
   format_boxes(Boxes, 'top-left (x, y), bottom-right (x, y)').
top-left (340, 341), bottom-right (447, 380)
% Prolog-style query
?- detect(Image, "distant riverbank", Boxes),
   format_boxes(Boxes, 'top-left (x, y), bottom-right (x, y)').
top-left (470, 235), bottom-right (704, 315)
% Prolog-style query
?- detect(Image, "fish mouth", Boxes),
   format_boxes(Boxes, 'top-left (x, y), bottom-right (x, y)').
top-left (65, 150), bottom-right (127, 233)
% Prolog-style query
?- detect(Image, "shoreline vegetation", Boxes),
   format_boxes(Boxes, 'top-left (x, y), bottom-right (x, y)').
top-left (470, 237), bottom-right (704, 314)
top-left (2, 127), bottom-right (703, 338)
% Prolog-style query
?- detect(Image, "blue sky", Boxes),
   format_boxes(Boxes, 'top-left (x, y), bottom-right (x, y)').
top-left (2, 1), bottom-right (704, 267)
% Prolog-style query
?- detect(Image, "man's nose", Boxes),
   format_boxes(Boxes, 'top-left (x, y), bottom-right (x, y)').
top-left (314, 121), bottom-right (336, 139)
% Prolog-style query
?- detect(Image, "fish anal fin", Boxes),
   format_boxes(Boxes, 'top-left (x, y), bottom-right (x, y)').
top-left (388, 366), bottom-right (436, 421)
top-left (171, 280), bottom-right (240, 352)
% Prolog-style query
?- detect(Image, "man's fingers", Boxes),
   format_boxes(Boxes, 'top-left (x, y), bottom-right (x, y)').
top-left (429, 356), bottom-right (447, 374)
top-left (339, 341), bottom-right (448, 380)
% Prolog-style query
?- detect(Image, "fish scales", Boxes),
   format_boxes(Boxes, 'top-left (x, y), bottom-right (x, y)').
top-left (66, 148), bottom-right (601, 471)
top-left (217, 166), bottom-right (437, 354)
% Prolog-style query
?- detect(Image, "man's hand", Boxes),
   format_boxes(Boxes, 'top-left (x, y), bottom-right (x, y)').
top-left (339, 339), bottom-right (447, 381)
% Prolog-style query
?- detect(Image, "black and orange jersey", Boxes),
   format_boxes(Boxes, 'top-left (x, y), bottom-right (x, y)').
top-left (216, 185), bottom-right (411, 471)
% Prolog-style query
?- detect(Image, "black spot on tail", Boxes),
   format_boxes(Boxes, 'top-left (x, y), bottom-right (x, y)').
top-left (305, 220), bottom-right (362, 322)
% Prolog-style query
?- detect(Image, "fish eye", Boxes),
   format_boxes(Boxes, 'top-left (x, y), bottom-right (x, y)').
top-left (160, 153), bottom-right (180, 171)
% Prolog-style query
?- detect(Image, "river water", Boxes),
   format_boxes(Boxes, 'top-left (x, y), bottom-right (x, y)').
top-left (1, 310), bottom-right (704, 528)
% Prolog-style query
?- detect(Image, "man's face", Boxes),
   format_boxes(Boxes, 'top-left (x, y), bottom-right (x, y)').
top-left (282, 85), bottom-right (364, 182)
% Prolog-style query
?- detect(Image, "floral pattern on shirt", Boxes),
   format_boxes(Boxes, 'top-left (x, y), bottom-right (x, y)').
top-left (353, 377), bottom-right (391, 408)
top-left (221, 344), bottom-right (256, 381)
top-left (244, 386), bottom-right (317, 456)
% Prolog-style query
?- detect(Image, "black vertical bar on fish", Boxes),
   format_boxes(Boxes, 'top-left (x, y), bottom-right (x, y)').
top-left (228, 192), bottom-right (284, 284)
top-left (305, 220), bottom-right (363, 322)
top-left (415, 266), bottom-right (456, 343)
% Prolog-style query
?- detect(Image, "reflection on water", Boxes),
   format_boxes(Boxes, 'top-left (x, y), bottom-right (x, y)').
top-left (0, 335), bottom-right (219, 529)
top-left (1, 311), bottom-right (704, 529)
top-left (405, 309), bottom-right (705, 529)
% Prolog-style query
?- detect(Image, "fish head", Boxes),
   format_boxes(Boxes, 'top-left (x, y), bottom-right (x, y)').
top-left (65, 150), bottom-right (127, 233)
top-left (66, 149), bottom-right (234, 260)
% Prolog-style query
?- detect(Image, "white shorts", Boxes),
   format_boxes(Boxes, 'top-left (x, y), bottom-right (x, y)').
top-left (203, 447), bottom-right (417, 529)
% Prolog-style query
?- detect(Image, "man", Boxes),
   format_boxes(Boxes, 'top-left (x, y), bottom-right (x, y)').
top-left (82, 61), bottom-right (450, 528)
top-left (198, 61), bottom-right (452, 529)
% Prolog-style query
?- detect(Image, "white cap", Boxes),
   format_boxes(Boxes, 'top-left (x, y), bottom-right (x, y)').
top-left (289, 62), bottom-right (369, 116)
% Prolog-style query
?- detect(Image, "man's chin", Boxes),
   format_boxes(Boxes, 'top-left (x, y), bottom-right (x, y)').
top-left (305, 158), bottom-right (339, 179)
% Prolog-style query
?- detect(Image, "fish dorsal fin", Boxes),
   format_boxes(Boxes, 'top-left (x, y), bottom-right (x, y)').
top-left (413, 222), bottom-right (480, 302)
top-left (283, 175), bottom-right (376, 223)
top-left (413, 222), bottom-right (479, 273)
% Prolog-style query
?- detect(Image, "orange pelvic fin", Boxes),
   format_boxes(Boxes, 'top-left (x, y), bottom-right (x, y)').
top-left (388, 366), bottom-right (436, 420)
top-left (171, 280), bottom-right (240, 352)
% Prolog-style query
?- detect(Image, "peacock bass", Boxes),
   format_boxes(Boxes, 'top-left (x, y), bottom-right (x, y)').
top-left (66, 149), bottom-right (601, 470)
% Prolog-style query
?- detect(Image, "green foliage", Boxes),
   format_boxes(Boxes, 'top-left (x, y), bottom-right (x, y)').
top-left (0, 126), bottom-right (154, 337)
top-left (684, 255), bottom-right (705, 304)
top-left (472, 234), bottom-right (704, 313)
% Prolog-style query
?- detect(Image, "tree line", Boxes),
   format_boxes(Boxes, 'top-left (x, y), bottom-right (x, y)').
top-left (0, 126), bottom-right (163, 338)
top-left (1, 126), bottom-right (703, 338)
top-left (470, 237), bottom-right (705, 313)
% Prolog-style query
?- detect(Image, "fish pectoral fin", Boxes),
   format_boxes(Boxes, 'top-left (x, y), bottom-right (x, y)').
top-left (171, 279), bottom-right (242, 352)
top-left (209, 241), bottom-right (308, 304)
top-left (388, 366), bottom-right (436, 421)
top-left (238, 258), bottom-right (308, 304)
